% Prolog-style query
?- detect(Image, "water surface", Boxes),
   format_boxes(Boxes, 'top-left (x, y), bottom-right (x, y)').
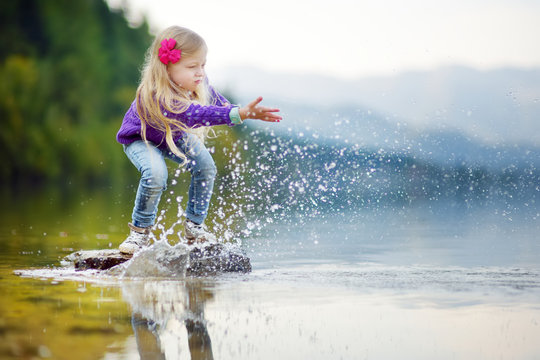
top-left (1, 190), bottom-right (539, 359)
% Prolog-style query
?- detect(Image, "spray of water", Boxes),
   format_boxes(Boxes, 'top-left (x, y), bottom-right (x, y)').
top-left (147, 114), bottom-right (539, 252)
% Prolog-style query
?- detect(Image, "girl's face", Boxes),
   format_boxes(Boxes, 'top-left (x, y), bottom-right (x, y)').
top-left (167, 49), bottom-right (207, 92)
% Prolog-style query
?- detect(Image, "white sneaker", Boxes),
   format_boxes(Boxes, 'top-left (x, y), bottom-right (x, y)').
top-left (119, 223), bottom-right (151, 254)
top-left (184, 219), bottom-right (217, 245)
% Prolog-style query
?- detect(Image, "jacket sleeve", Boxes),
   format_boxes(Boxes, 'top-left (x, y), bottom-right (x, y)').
top-left (167, 102), bottom-right (235, 128)
top-left (166, 85), bottom-right (238, 128)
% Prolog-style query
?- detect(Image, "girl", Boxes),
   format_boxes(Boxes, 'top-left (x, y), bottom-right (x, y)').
top-left (116, 26), bottom-right (281, 254)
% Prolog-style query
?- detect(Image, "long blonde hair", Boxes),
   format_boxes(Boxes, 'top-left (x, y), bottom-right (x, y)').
top-left (136, 26), bottom-right (212, 159)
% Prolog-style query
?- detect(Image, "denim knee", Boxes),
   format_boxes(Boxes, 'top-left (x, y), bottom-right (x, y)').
top-left (140, 163), bottom-right (168, 191)
top-left (193, 161), bottom-right (217, 181)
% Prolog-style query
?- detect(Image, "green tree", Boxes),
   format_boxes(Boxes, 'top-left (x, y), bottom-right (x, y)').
top-left (0, 0), bottom-right (151, 187)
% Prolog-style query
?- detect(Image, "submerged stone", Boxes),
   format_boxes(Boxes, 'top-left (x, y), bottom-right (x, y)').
top-left (65, 242), bottom-right (251, 276)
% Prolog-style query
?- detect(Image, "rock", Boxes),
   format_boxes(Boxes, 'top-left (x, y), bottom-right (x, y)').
top-left (116, 242), bottom-right (190, 278)
top-left (65, 243), bottom-right (251, 276)
top-left (187, 243), bottom-right (252, 275)
top-left (65, 249), bottom-right (132, 271)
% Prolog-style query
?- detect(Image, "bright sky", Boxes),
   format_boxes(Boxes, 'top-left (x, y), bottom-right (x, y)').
top-left (108, 0), bottom-right (540, 79)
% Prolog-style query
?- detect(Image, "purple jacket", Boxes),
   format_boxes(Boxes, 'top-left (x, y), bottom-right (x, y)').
top-left (116, 86), bottom-right (235, 149)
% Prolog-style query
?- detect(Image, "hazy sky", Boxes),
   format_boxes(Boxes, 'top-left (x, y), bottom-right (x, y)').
top-left (108, 0), bottom-right (540, 79)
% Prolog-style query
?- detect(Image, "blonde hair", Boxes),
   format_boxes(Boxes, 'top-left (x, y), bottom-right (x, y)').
top-left (136, 26), bottom-right (213, 160)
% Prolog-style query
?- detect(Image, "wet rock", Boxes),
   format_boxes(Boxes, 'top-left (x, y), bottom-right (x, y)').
top-left (65, 243), bottom-right (251, 275)
top-left (187, 243), bottom-right (252, 275)
top-left (65, 249), bottom-right (132, 271)
top-left (115, 242), bottom-right (190, 277)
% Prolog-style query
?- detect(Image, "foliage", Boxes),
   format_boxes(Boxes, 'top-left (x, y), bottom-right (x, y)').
top-left (0, 0), bottom-right (152, 186)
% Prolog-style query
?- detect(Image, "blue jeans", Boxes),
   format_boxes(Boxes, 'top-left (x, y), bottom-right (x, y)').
top-left (123, 133), bottom-right (217, 228)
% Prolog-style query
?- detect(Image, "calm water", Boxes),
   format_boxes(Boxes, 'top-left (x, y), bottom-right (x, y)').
top-left (1, 189), bottom-right (540, 359)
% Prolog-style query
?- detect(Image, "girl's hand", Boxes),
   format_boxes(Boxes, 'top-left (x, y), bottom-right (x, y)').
top-left (239, 97), bottom-right (282, 122)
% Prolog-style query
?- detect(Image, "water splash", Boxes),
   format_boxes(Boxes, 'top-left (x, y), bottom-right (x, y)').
top-left (108, 241), bottom-right (190, 278)
top-left (131, 109), bottom-right (539, 263)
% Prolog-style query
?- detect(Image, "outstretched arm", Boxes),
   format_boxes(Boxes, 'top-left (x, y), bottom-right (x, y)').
top-left (239, 97), bottom-right (282, 122)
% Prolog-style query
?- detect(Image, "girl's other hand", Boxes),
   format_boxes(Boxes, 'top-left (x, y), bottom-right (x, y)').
top-left (239, 97), bottom-right (282, 122)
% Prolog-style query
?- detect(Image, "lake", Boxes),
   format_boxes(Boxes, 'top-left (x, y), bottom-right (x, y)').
top-left (1, 187), bottom-right (539, 359)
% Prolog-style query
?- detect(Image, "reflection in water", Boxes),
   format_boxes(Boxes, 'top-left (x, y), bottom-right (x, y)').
top-left (4, 189), bottom-right (540, 359)
top-left (122, 280), bottom-right (214, 360)
top-left (131, 315), bottom-right (166, 360)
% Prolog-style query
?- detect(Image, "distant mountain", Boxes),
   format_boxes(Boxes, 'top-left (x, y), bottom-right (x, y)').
top-left (213, 66), bottom-right (540, 169)
top-left (213, 65), bottom-right (540, 146)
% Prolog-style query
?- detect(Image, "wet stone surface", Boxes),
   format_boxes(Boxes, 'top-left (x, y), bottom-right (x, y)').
top-left (65, 243), bottom-right (252, 276)
top-left (187, 243), bottom-right (252, 275)
top-left (64, 249), bottom-right (132, 271)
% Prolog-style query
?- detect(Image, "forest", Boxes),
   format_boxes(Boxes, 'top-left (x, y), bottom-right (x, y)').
top-left (1, 0), bottom-right (161, 188)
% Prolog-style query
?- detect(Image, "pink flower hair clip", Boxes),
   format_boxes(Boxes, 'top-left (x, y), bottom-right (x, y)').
top-left (158, 38), bottom-right (182, 65)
